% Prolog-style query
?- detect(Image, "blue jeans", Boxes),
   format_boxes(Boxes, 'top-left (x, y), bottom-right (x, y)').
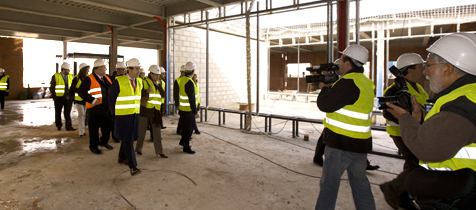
top-left (315, 146), bottom-right (376, 210)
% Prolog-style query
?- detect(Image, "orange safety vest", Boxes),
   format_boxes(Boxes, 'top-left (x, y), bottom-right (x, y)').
top-left (86, 74), bottom-right (112, 108)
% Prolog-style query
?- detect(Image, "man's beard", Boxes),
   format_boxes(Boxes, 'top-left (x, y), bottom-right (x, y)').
top-left (426, 69), bottom-right (444, 93)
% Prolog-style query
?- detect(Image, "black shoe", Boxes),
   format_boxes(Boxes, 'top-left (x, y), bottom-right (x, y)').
top-left (176, 132), bottom-right (182, 135)
top-left (66, 127), bottom-right (77, 131)
top-left (57, 127), bottom-right (61, 131)
top-left (379, 182), bottom-right (399, 209)
top-left (130, 167), bottom-right (142, 176)
top-left (183, 146), bottom-right (196, 154)
top-left (159, 154), bottom-right (168, 158)
top-left (161, 126), bottom-right (167, 129)
top-left (91, 149), bottom-right (102, 155)
top-left (313, 157), bottom-right (324, 166)
top-left (194, 131), bottom-right (201, 134)
top-left (100, 144), bottom-right (113, 150)
top-left (79, 133), bottom-right (86, 137)
top-left (366, 164), bottom-right (380, 170)
top-left (137, 151), bottom-right (142, 155)
top-left (112, 139), bottom-right (120, 143)
top-left (179, 140), bottom-right (184, 146)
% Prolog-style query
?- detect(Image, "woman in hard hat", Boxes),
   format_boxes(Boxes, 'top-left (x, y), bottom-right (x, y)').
top-left (135, 65), bottom-right (167, 158)
top-left (0, 68), bottom-right (9, 110)
top-left (69, 63), bottom-right (90, 137)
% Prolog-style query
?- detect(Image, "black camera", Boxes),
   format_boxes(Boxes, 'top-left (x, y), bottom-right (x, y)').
top-left (377, 66), bottom-right (412, 110)
top-left (305, 63), bottom-right (340, 84)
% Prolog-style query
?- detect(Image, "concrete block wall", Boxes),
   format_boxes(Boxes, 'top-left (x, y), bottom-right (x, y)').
top-left (0, 37), bottom-right (23, 99)
top-left (170, 27), bottom-right (268, 108)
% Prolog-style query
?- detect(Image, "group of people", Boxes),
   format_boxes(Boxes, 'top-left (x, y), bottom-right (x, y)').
top-left (50, 58), bottom-right (202, 176)
top-left (313, 32), bottom-right (476, 210)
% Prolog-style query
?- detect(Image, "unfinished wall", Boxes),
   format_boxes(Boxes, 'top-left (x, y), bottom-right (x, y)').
top-left (170, 27), bottom-right (268, 108)
top-left (0, 37), bottom-right (23, 100)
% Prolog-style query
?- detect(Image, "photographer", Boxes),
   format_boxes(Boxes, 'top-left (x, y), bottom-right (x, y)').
top-left (315, 44), bottom-right (376, 210)
top-left (385, 33), bottom-right (476, 209)
top-left (380, 53), bottom-right (429, 210)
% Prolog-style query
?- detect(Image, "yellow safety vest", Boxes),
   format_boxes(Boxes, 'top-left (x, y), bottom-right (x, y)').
top-left (54, 73), bottom-right (73, 97)
top-left (115, 75), bottom-right (142, 116)
top-left (74, 75), bottom-right (83, 101)
top-left (385, 81), bottom-right (429, 136)
top-left (160, 79), bottom-right (165, 105)
top-left (143, 77), bottom-right (162, 111)
top-left (178, 76), bottom-right (197, 112)
top-left (420, 83), bottom-right (476, 171)
top-left (323, 73), bottom-right (375, 139)
top-left (0, 75), bottom-right (9, 91)
top-left (196, 82), bottom-right (201, 104)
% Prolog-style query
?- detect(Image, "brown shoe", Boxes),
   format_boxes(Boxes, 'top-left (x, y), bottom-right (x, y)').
top-left (130, 167), bottom-right (141, 176)
top-left (118, 158), bottom-right (128, 165)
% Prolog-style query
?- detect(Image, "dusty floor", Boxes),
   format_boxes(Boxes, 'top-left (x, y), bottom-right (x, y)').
top-left (0, 98), bottom-right (403, 210)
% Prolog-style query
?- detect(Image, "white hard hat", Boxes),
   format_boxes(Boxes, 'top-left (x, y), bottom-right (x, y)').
top-left (126, 58), bottom-right (141, 67)
top-left (184, 61), bottom-right (196, 73)
top-left (140, 68), bottom-right (145, 73)
top-left (79, 63), bottom-right (90, 70)
top-left (159, 67), bottom-right (165, 74)
top-left (334, 58), bottom-right (341, 65)
top-left (116, 61), bottom-right (126, 69)
top-left (148, 65), bottom-right (160, 74)
top-left (427, 32), bottom-right (476, 75)
top-left (0, 68), bottom-right (4, 73)
top-left (340, 44), bottom-right (369, 64)
top-left (395, 53), bottom-right (425, 70)
top-left (180, 65), bottom-right (185, 72)
top-left (93, 59), bottom-right (106, 68)
top-left (61, 62), bottom-right (71, 70)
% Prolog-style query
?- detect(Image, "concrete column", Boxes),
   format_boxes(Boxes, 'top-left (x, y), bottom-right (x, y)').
top-left (62, 41), bottom-right (67, 60)
top-left (376, 23), bottom-right (385, 97)
top-left (110, 26), bottom-right (118, 76)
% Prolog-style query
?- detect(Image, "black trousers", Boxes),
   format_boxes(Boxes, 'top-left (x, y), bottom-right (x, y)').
top-left (53, 96), bottom-right (73, 129)
top-left (176, 112), bottom-right (183, 134)
top-left (386, 135), bottom-right (420, 197)
top-left (88, 110), bottom-right (112, 151)
top-left (119, 141), bottom-right (137, 168)
top-left (179, 112), bottom-right (195, 147)
top-left (0, 94), bottom-right (4, 109)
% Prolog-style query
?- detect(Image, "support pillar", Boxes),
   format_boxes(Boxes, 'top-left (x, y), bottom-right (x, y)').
top-left (109, 26), bottom-right (118, 76)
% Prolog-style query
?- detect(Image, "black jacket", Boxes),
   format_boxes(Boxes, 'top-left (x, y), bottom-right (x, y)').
top-left (78, 73), bottom-right (111, 116)
top-left (69, 77), bottom-right (85, 105)
top-left (317, 67), bottom-right (373, 153)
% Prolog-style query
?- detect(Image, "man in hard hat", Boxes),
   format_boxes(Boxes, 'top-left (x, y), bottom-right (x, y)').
top-left (385, 32), bottom-right (476, 209)
top-left (135, 65), bottom-right (167, 158)
top-left (0, 68), bottom-right (9, 110)
top-left (315, 44), bottom-right (376, 209)
top-left (110, 61), bottom-right (127, 143)
top-left (380, 53), bottom-right (429, 210)
top-left (69, 63), bottom-right (90, 137)
top-left (111, 61), bottom-right (127, 81)
top-left (160, 68), bottom-right (167, 129)
top-left (174, 65), bottom-right (186, 135)
top-left (108, 58), bottom-right (143, 176)
top-left (50, 62), bottom-right (75, 131)
top-left (177, 61), bottom-right (198, 154)
top-left (139, 68), bottom-right (145, 79)
top-left (78, 59), bottom-right (113, 155)
top-left (192, 73), bottom-right (201, 134)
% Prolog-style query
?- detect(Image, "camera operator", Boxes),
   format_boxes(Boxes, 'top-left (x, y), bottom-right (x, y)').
top-left (385, 33), bottom-right (476, 209)
top-left (315, 44), bottom-right (376, 210)
top-left (379, 53), bottom-right (429, 210)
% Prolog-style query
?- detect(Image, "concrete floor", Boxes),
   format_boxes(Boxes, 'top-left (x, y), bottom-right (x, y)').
top-left (0, 98), bottom-right (402, 209)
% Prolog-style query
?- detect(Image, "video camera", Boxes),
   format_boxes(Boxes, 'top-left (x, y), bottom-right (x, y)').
top-left (377, 66), bottom-right (412, 110)
top-left (305, 63), bottom-right (340, 84)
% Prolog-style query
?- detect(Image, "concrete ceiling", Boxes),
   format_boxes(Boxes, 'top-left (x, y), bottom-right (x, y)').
top-left (0, 0), bottom-right (243, 50)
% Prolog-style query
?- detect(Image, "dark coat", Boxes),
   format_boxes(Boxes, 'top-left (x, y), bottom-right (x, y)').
top-left (108, 77), bottom-right (139, 142)
top-left (78, 73), bottom-right (111, 117)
